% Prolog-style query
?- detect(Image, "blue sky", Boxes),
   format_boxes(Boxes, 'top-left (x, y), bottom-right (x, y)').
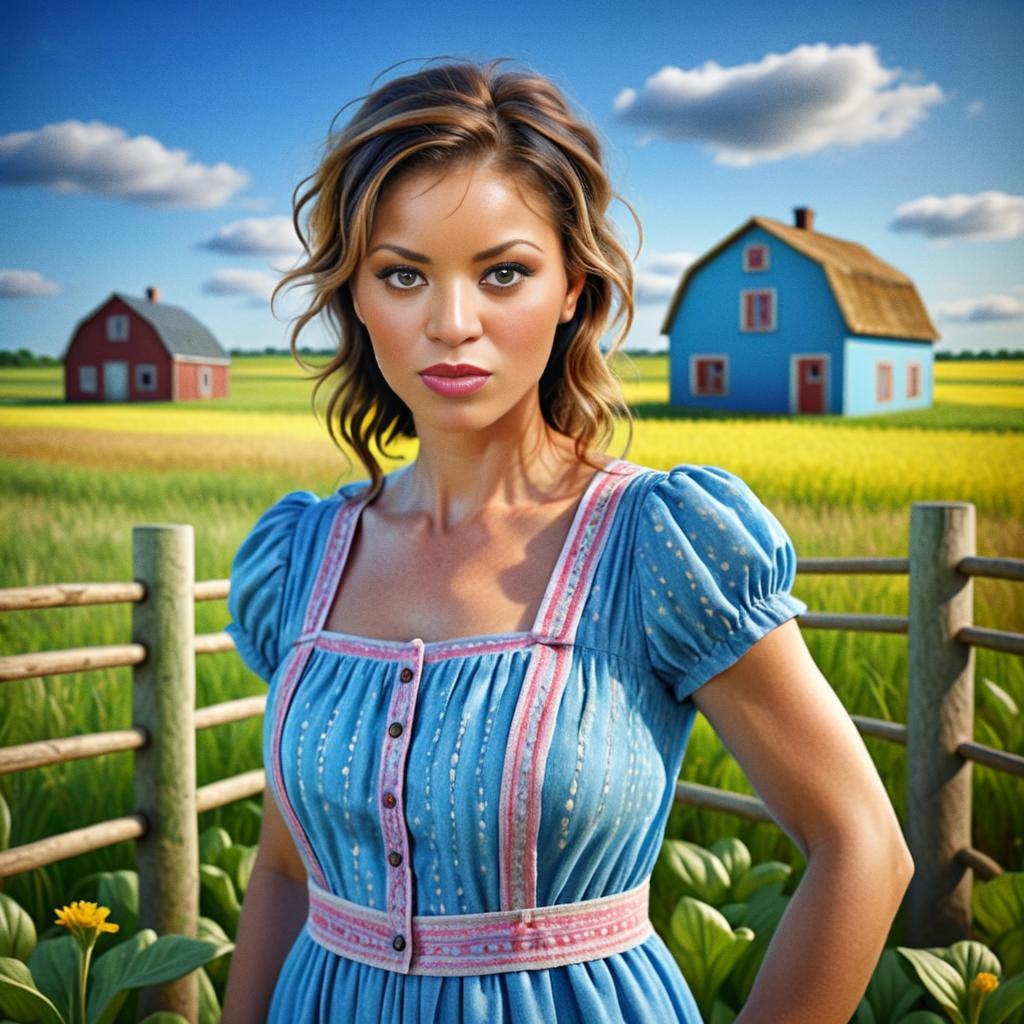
top-left (3, 0), bottom-right (1022, 357)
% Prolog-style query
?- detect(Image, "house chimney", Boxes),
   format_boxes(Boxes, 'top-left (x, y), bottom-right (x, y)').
top-left (793, 207), bottom-right (815, 232)
top-left (146, 286), bottom-right (160, 303)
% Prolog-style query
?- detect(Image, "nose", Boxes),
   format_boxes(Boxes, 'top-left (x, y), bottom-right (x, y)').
top-left (425, 277), bottom-right (483, 346)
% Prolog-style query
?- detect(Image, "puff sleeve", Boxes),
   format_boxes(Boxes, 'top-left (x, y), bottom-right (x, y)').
top-left (635, 464), bottom-right (808, 703)
top-left (225, 490), bottom-right (319, 683)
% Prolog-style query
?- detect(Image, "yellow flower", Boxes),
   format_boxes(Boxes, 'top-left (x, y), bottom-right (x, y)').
top-left (54, 900), bottom-right (120, 944)
top-left (970, 971), bottom-right (999, 995)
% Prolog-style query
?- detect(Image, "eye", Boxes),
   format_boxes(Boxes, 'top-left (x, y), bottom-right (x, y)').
top-left (482, 262), bottom-right (532, 289)
top-left (377, 266), bottom-right (424, 290)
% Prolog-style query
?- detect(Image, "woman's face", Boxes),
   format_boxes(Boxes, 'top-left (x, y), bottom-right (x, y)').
top-left (351, 160), bottom-right (584, 438)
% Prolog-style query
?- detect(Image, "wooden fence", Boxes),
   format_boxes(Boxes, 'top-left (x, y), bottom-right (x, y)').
top-left (1, 499), bottom-right (1022, 1020)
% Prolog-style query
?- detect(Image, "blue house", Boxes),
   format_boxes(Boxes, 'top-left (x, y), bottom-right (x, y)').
top-left (660, 208), bottom-right (939, 416)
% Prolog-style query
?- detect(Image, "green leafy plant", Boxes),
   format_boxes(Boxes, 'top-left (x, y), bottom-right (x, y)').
top-left (973, 873), bottom-right (1024, 979)
top-left (0, 897), bottom-right (230, 1024)
top-left (651, 837), bottom-right (792, 1018)
top-left (897, 940), bottom-right (1024, 1024)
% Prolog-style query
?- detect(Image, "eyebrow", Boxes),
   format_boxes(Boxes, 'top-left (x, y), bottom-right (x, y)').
top-left (367, 238), bottom-right (544, 263)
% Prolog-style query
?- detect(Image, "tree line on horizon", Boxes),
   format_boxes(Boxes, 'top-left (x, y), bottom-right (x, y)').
top-left (1, 345), bottom-right (1023, 368)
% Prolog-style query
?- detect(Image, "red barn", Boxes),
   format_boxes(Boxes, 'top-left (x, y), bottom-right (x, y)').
top-left (63, 287), bottom-right (230, 403)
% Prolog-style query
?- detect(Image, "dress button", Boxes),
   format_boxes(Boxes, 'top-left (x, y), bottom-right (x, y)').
top-left (399, 667), bottom-right (414, 683)
top-left (392, 934), bottom-right (406, 952)
top-left (388, 721), bottom-right (403, 738)
top-left (388, 850), bottom-right (402, 867)
top-left (382, 792), bottom-right (397, 808)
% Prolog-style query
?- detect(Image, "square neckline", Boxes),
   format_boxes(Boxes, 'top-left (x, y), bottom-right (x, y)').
top-left (316, 457), bottom-right (629, 653)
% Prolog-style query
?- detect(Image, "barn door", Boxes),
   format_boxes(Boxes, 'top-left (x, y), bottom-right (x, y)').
top-left (103, 361), bottom-right (129, 401)
top-left (795, 356), bottom-right (826, 413)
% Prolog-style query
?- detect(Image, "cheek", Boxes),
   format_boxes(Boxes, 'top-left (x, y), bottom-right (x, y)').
top-left (487, 289), bottom-right (563, 349)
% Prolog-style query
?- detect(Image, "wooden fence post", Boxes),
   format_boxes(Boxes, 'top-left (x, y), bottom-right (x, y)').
top-left (905, 501), bottom-right (976, 946)
top-left (132, 524), bottom-right (199, 1022)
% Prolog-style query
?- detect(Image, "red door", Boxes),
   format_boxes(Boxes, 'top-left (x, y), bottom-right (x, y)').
top-left (796, 357), bottom-right (826, 413)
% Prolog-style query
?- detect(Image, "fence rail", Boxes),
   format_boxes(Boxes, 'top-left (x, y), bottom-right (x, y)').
top-left (1, 501), bottom-right (1022, 1021)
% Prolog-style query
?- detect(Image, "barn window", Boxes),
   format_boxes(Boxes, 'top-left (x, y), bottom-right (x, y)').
top-left (876, 361), bottom-right (893, 403)
top-left (743, 244), bottom-right (770, 272)
top-left (107, 315), bottom-right (129, 341)
top-left (199, 367), bottom-right (213, 396)
top-left (740, 289), bottom-right (776, 331)
top-left (79, 365), bottom-right (97, 393)
top-left (136, 364), bottom-right (157, 391)
top-left (691, 356), bottom-right (728, 396)
top-left (907, 362), bottom-right (921, 398)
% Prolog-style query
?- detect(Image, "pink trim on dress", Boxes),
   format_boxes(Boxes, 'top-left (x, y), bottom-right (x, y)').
top-left (498, 462), bottom-right (645, 910)
top-left (307, 877), bottom-right (653, 976)
top-left (266, 497), bottom-right (366, 891)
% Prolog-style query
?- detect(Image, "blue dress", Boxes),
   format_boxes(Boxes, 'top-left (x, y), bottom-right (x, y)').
top-left (225, 458), bottom-right (808, 1022)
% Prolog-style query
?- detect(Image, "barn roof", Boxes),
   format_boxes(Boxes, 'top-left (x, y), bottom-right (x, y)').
top-left (112, 292), bottom-right (229, 359)
top-left (660, 216), bottom-right (940, 342)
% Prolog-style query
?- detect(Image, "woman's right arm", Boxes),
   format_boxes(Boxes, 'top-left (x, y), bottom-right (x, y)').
top-left (221, 788), bottom-right (309, 1023)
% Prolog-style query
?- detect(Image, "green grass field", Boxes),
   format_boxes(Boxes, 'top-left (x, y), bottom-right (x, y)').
top-left (1, 355), bottom-right (1022, 928)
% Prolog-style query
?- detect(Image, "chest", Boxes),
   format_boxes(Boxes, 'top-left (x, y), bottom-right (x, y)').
top-left (322, 499), bottom-right (582, 643)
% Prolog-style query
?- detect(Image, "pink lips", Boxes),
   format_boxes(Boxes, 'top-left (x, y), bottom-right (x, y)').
top-left (419, 363), bottom-right (491, 397)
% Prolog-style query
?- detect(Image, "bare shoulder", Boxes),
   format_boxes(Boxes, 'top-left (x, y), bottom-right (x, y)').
top-left (691, 620), bottom-right (912, 864)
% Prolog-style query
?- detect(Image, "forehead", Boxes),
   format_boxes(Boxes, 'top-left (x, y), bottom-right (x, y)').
top-left (369, 162), bottom-right (558, 241)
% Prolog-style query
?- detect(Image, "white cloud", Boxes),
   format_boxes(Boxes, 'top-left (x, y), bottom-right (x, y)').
top-left (934, 291), bottom-right (1024, 323)
top-left (0, 120), bottom-right (250, 209)
top-left (633, 250), bottom-right (696, 303)
top-left (0, 268), bottom-right (60, 298)
top-left (201, 216), bottom-right (303, 255)
top-left (202, 268), bottom-right (279, 302)
top-left (635, 272), bottom-right (680, 303)
top-left (644, 250), bottom-right (697, 276)
top-left (890, 191), bottom-right (1024, 241)
top-left (966, 99), bottom-right (985, 117)
top-left (613, 42), bottom-right (945, 166)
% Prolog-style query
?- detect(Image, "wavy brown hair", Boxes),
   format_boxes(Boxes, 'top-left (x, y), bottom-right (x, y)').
top-left (274, 56), bottom-right (641, 500)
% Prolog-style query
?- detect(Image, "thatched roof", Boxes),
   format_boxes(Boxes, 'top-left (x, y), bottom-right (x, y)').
top-left (660, 216), bottom-right (939, 342)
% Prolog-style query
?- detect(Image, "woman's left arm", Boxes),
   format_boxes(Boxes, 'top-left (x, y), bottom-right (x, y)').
top-left (690, 618), bottom-right (915, 1024)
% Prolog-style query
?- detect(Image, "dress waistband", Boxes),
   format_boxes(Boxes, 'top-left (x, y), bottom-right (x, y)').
top-left (306, 878), bottom-right (653, 976)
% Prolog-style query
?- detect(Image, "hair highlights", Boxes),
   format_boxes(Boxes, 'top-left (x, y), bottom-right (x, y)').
top-left (274, 57), bottom-right (640, 498)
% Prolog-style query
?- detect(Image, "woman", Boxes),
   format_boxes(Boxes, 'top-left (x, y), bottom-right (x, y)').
top-left (221, 58), bottom-right (914, 1023)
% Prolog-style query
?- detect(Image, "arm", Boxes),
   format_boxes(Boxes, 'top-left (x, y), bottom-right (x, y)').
top-left (690, 618), bottom-right (915, 1024)
top-left (221, 788), bottom-right (309, 1023)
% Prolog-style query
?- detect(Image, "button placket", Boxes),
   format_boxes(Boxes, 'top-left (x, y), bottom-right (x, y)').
top-left (376, 639), bottom-right (425, 972)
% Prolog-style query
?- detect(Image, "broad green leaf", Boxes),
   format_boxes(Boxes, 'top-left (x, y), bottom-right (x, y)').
top-left (0, 793), bottom-right (10, 852)
top-left (0, 957), bottom-right (64, 1024)
top-left (709, 997), bottom-right (738, 1024)
top-left (732, 861), bottom-right (791, 903)
top-left (659, 840), bottom-right (731, 905)
top-left (708, 838), bottom-right (750, 886)
top-left (0, 896), bottom-right (35, 963)
top-left (897, 947), bottom-right (967, 1021)
top-left (974, 875), bottom-right (1024, 951)
top-left (993, 929), bottom-right (1024, 981)
top-left (195, 919), bottom-right (232, 988)
top-left (119, 935), bottom-right (234, 989)
top-left (723, 893), bottom-right (789, 1005)
top-left (899, 1013), bottom-right (949, 1022)
top-left (197, 965), bottom-right (220, 1024)
top-left (855, 947), bottom-right (926, 1024)
top-left (198, 827), bottom-right (232, 868)
top-left (198, 865), bottom-right (240, 934)
top-left (669, 896), bottom-right (754, 1018)
top-left (219, 845), bottom-right (256, 897)
top-left (137, 1014), bottom-right (190, 1023)
top-left (27, 937), bottom-right (80, 1024)
top-left (87, 928), bottom-right (157, 1024)
top-left (981, 970), bottom-right (1024, 1024)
